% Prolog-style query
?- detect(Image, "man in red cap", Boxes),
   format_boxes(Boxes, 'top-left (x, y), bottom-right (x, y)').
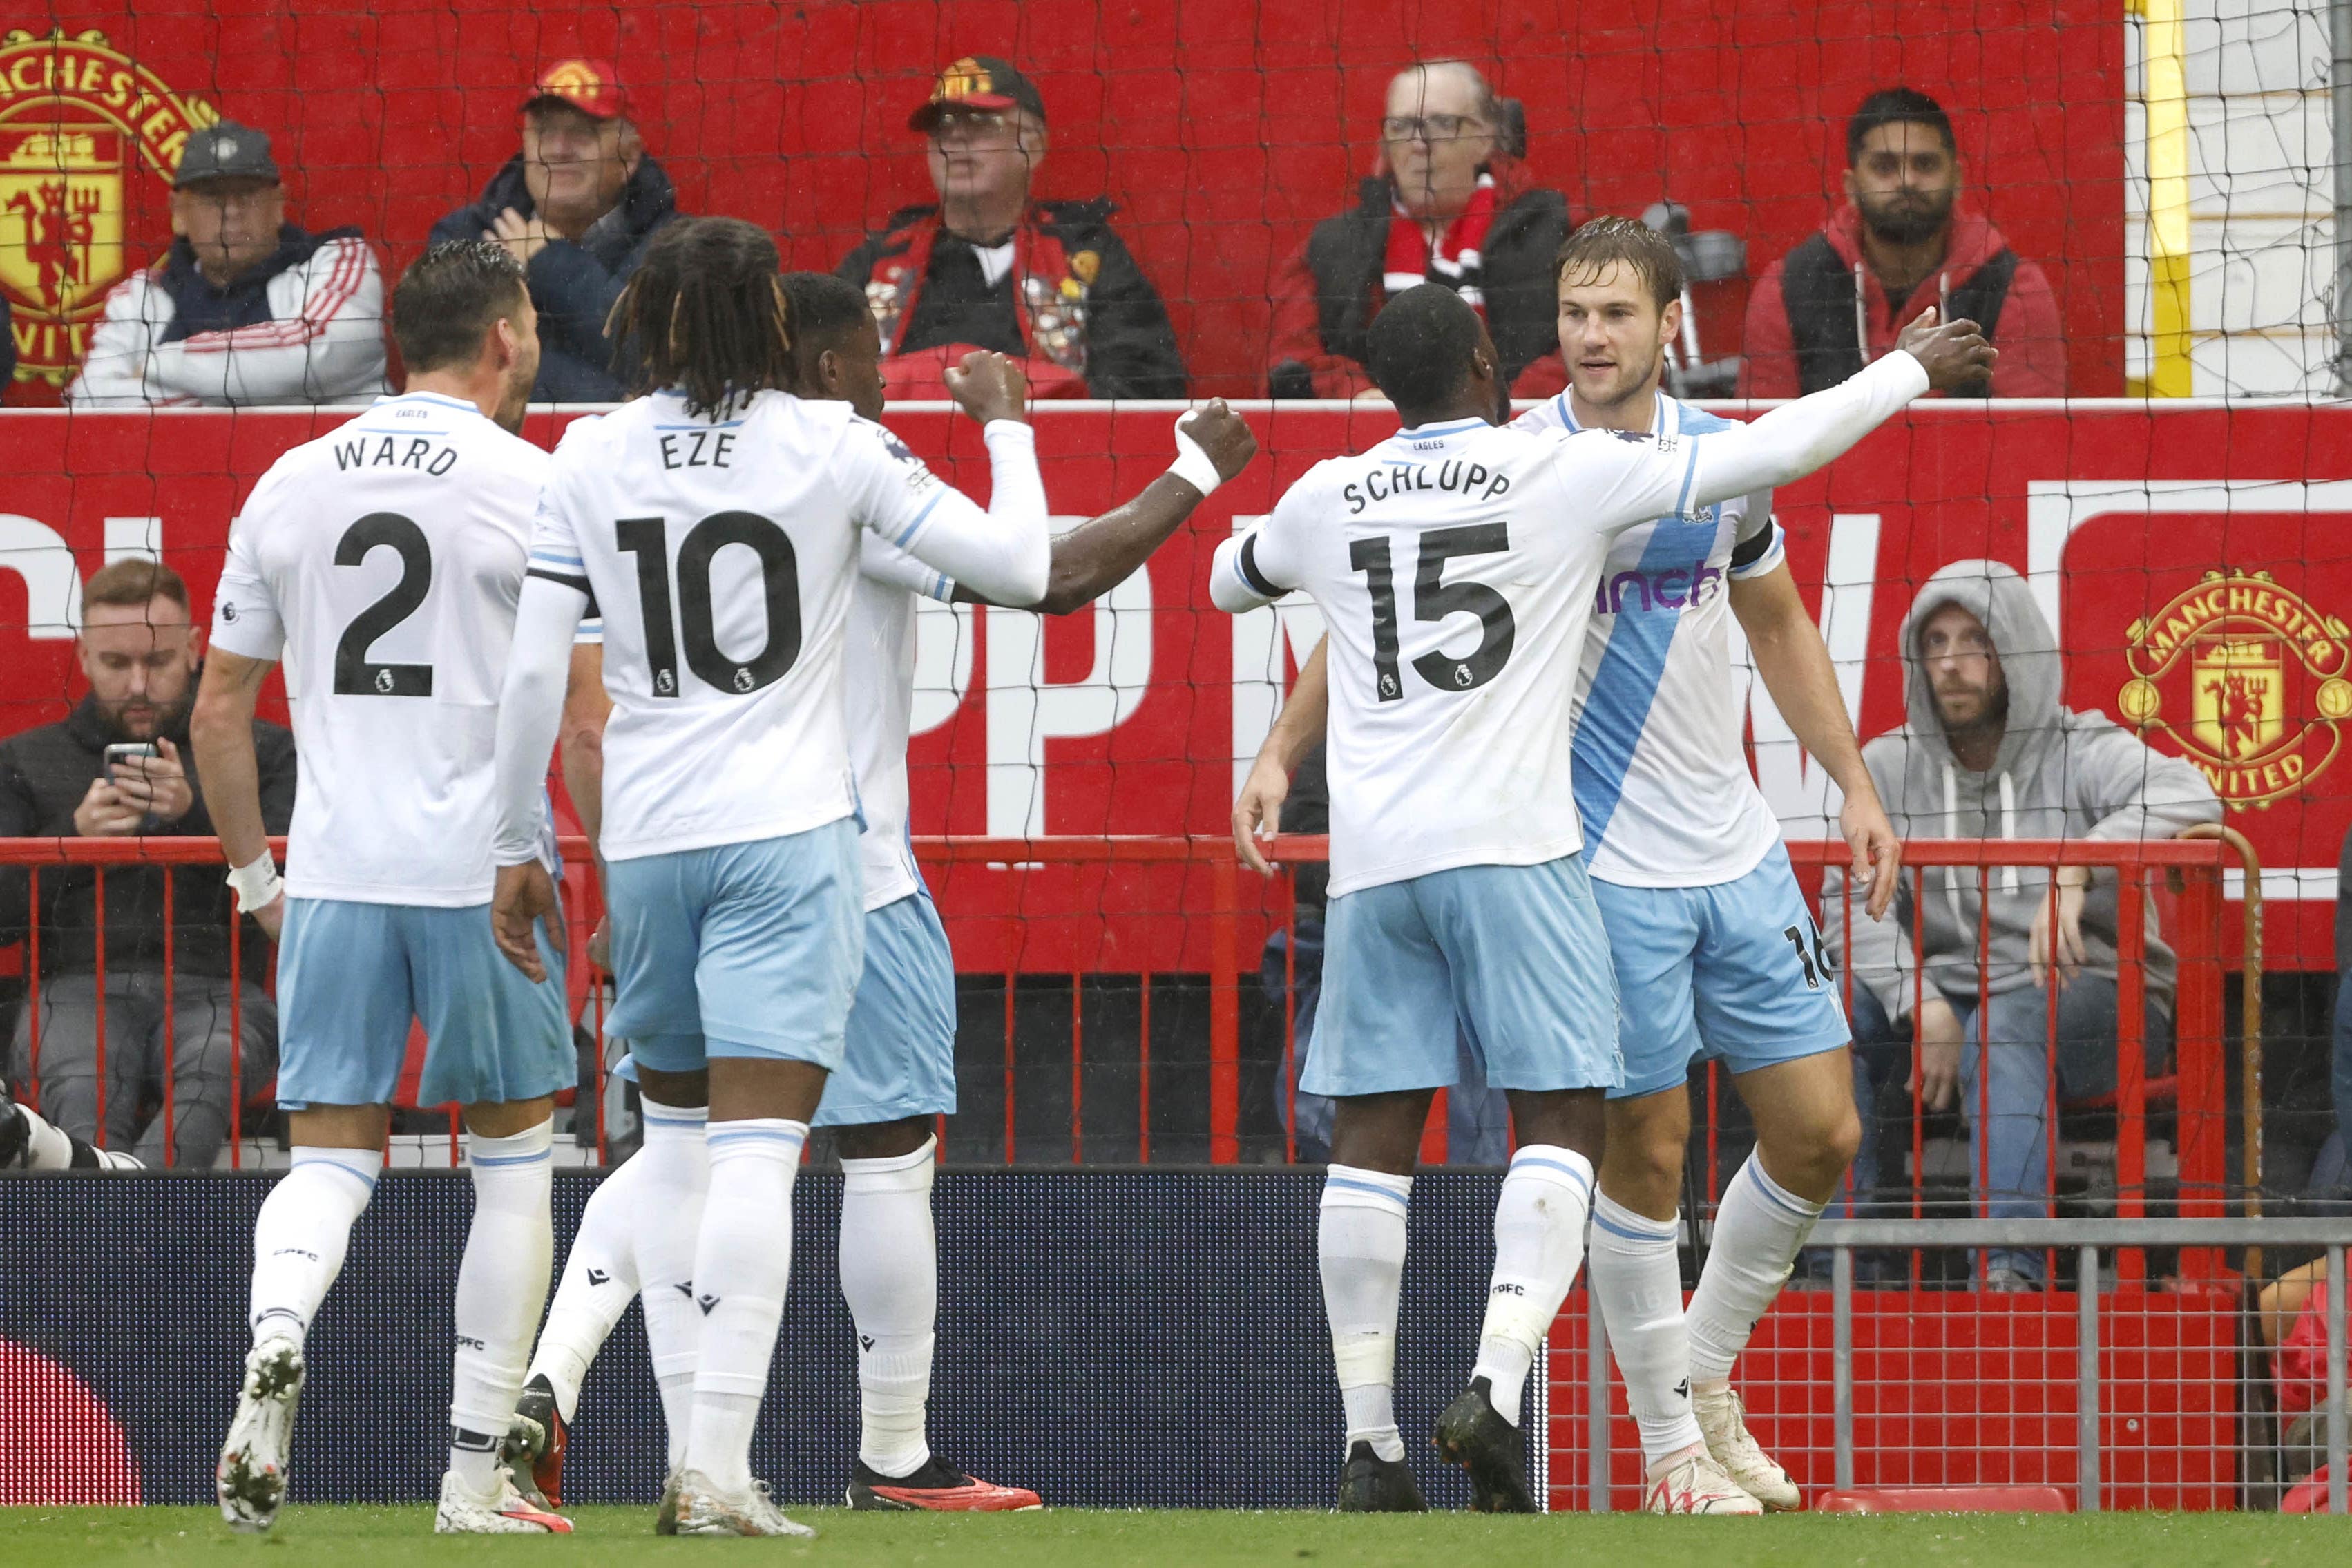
top-left (836, 56), bottom-right (1186, 401)
top-left (430, 59), bottom-right (685, 401)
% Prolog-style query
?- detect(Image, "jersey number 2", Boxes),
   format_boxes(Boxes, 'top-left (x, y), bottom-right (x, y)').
top-left (617, 511), bottom-right (802, 698)
top-left (1348, 524), bottom-right (1516, 701)
top-left (333, 513), bottom-right (432, 696)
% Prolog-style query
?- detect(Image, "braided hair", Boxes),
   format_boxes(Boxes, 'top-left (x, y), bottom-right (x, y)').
top-left (606, 216), bottom-right (793, 419)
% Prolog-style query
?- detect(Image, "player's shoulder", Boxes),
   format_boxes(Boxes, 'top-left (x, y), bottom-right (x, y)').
top-left (1663, 395), bottom-right (1737, 437)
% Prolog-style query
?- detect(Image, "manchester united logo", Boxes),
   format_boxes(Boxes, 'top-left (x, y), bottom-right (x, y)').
top-left (2119, 569), bottom-right (2352, 807)
top-left (0, 29), bottom-right (216, 386)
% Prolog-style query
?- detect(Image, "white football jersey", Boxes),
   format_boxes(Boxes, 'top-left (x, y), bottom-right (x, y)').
top-left (210, 390), bottom-right (550, 905)
top-left (1213, 415), bottom-right (1712, 898)
top-left (845, 535), bottom-right (953, 911)
top-left (528, 389), bottom-right (976, 863)
top-left (1513, 392), bottom-right (1788, 888)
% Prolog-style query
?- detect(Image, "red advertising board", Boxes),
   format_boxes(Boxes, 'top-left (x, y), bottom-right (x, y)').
top-left (3, 401), bottom-right (2345, 969)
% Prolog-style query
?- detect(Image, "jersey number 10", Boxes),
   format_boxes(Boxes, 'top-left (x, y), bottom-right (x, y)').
top-left (618, 511), bottom-right (803, 698)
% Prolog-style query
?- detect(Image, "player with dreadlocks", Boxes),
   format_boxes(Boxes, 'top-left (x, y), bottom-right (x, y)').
top-left (488, 217), bottom-right (1055, 1536)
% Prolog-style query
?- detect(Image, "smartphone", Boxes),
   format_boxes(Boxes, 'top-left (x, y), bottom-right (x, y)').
top-left (104, 742), bottom-right (160, 769)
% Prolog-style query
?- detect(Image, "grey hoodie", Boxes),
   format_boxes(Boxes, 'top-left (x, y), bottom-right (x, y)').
top-left (1822, 560), bottom-right (2221, 1022)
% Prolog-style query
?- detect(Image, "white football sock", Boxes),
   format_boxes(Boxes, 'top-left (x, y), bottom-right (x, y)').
top-left (1589, 1192), bottom-right (1702, 1464)
top-left (1686, 1153), bottom-right (1824, 1387)
top-left (1471, 1145), bottom-right (1594, 1426)
top-left (247, 1145), bottom-right (382, 1347)
top-left (683, 1118), bottom-right (806, 1493)
top-left (841, 1137), bottom-right (939, 1479)
top-left (630, 1098), bottom-right (711, 1471)
top-left (533, 1140), bottom-right (645, 1424)
top-left (1320, 1164), bottom-right (1413, 1462)
top-left (448, 1118), bottom-right (555, 1495)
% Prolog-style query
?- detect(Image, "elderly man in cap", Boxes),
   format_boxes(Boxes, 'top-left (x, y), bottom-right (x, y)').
top-left (430, 59), bottom-right (684, 401)
top-left (68, 120), bottom-right (388, 406)
top-left (837, 55), bottom-right (1185, 400)
top-left (1268, 61), bottom-right (1573, 400)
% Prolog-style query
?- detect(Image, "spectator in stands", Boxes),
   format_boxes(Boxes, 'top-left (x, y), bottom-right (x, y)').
top-left (430, 59), bottom-right (682, 401)
top-left (1267, 61), bottom-right (1571, 401)
top-left (837, 55), bottom-right (1186, 401)
top-left (1820, 562), bottom-right (2219, 1288)
top-left (0, 560), bottom-right (291, 1168)
top-left (66, 121), bottom-right (388, 407)
top-left (1741, 87), bottom-right (2065, 399)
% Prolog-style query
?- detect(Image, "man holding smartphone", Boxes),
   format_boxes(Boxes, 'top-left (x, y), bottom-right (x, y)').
top-left (0, 558), bottom-right (295, 1168)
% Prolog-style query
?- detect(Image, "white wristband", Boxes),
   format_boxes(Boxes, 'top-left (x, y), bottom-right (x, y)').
top-left (225, 852), bottom-right (283, 913)
top-left (1167, 412), bottom-right (1224, 497)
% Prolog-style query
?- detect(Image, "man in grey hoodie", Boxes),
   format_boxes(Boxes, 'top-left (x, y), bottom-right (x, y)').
top-left (1822, 561), bottom-right (2221, 1286)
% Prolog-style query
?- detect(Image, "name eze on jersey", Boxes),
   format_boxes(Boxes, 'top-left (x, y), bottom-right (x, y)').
top-left (660, 429), bottom-right (737, 470)
top-left (1341, 458), bottom-right (1511, 515)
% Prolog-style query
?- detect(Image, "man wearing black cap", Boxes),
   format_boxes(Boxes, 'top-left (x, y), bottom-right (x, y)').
top-left (837, 56), bottom-right (1185, 401)
top-left (430, 59), bottom-right (685, 402)
top-left (67, 120), bottom-right (388, 407)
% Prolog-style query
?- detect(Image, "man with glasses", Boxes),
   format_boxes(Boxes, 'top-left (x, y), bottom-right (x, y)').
top-left (68, 121), bottom-right (388, 407)
top-left (430, 59), bottom-right (685, 401)
top-left (1268, 61), bottom-right (1573, 401)
top-left (838, 56), bottom-right (1186, 401)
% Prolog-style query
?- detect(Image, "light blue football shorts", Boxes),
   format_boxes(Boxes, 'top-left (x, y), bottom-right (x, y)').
top-left (275, 897), bottom-right (572, 1109)
top-left (1594, 841), bottom-right (1851, 1102)
top-left (602, 818), bottom-right (864, 1075)
top-left (812, 888), bottom-right (959, 1127)
top-left (1303, 854), bottom-right (1623, 1098)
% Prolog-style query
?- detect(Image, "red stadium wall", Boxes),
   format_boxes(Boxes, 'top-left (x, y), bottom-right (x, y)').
top-left (3, 402), bottom-right (2343, 969)
top-left (2, 0), bottom-right (2125, 401)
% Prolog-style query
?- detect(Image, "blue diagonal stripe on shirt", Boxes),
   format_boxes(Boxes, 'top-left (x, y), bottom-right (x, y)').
top-left (1573, 513), bottom-right (1717, 852)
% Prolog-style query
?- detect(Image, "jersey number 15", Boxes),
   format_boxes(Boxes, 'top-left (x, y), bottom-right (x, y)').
top-left (1348, 523), bottom-right (1517, 700)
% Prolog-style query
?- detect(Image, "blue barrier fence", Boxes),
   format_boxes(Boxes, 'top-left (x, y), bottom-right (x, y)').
top-left (0, 1170), bottom-right (1520, 1510)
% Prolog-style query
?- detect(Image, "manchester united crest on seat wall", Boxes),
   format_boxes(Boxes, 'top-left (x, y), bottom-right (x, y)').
top-left (2119, 568), bottom-right (2352, 808)
top-left (0, 29), bottom-right (216, 388)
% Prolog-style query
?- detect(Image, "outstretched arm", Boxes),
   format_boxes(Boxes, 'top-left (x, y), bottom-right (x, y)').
top-left (958, 403), bottom-right (1258, 613)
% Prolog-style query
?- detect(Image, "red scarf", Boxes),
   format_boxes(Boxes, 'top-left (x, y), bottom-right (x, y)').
top-left (870, 211), bottom-right (1082, 370)
top-left (1384, 171), bottom-right (1498, 313)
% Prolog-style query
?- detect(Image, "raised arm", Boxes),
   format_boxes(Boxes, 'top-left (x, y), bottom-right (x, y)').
top-left (842, 353), bottom-right (1053, 606)
top-left (1683, 312), bottom-right (1993, 510)
top-left (958, 404), bottom-right (1256, 613)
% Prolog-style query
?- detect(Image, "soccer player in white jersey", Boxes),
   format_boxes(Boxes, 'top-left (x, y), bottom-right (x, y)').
top-left (193, 242), bottom-right (583, 1536)
top-left (1518, 218), bottom-right (1913, 1513)
top-left (485, 220), bottom-right (1053, 1538)
top-left (1216, 284), bottom-right (1989, 1513)
top-left (495, 271), bottom-right (1257, 1520)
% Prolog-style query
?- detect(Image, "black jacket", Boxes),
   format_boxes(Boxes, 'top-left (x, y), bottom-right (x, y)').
top-left (1272, 176), bottom-right (1570, 398)
top-left (430, 155), bottom-right (685, 401)
top-left (0, 696), bottom-right (296, 983)
top-left (838, 200), bottom-right (1187, 399)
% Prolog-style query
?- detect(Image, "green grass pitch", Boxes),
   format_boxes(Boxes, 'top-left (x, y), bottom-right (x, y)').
top-left (3, 1507), bottom-right (2347, 1568)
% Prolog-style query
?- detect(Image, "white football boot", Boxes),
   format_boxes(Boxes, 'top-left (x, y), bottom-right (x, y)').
top-left (433, 1469), bottom-right (573, 1533)
top-left (1642, 1446), bottom-right (1765, 1515)
top-left (1694, 1383), bottom-right (1802, 1511)
top-left (673, 1469), bottom-right (817, 1538)
top-left (216, 1337), bottom-right (305, 1532)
